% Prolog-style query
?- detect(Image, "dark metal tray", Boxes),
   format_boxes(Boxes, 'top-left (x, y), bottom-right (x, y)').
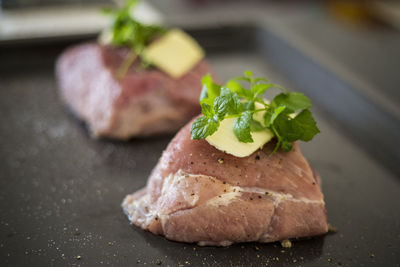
top-left (0, 25), bottom-right (399, 267)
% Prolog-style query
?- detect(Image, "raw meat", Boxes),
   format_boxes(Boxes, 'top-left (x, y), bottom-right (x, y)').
top-left (56, 42), bottom-right (213, 139)
top-left (122, 118), bottom-right (329, 246)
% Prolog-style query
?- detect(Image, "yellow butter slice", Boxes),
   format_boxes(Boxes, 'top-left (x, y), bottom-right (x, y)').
top-left (143, 29), bottom-right (204, 78)
top-left (206, 102), bottom-right (274, 158)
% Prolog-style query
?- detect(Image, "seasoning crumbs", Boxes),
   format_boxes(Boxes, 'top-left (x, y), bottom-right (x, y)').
top-left (281, 239), bottom-right (292, 248)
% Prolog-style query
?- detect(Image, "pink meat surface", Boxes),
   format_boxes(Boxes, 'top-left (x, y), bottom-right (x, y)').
top-left (122, 119), bottom-right (329, 246)
top-left (56, 42), bottom-right (213, 139)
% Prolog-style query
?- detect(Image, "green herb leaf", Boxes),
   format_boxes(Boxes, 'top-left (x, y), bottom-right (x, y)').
top-left (272, 109), bottom-right (319, 151)
top-left (190, 71), bottom-right (319, 152)
top-left (103, 0), bottom-right (165, 77)
top-left (233, 111), bottom-right (253, 143)
top-left (235, 76), bottom-right (251, 83)
top-left (244, 70), bottom-right (253, 78)
top-left (268, 106), bottom-right (286, 126)
top-left (200, 74), bottom-right (221, 105)
top-left (273, 113), bottom-right (299, 143)
top-left (251, 83), bottom-right (273, 97)
top-left (250, 119), bottom-right (265, 132)
top-left (290, 109), bottom-right (320, 141)
top-left (201, 103), bottom-right (214, 118)
top-left (105, 0), bottom-right (165, 49)
top-left (191, 116), bottom-right (219, 140)
top-left (272, 92), bottom-right (312, 112)
top-left (241, 100), bottom-right (255, 112)
top-left (213, 87), bottom-right (241, 119)
top-left (225, 80), bottom-right (249, 97)
top-left (254, 77), bottom-right (269, 83)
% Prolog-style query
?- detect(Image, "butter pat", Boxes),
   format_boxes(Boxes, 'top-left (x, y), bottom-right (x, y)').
top-left (143, 29), bottom-right (204, 78)
top-left (206, 102), bottom-right (274, 158)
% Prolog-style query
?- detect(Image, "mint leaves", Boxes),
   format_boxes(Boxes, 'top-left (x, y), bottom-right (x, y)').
top-left (190, 71), bottom-right (320, 152)
top-left (102, 0), bottom-right (165, 77)
top-left (272, 92), bottom-right (312, 112)
top-left (104, 0), bottom-right (165, 51)
top-left (233, 111), bottom-right (253, 143)
top-left (213, 87), bottom-right (241, 118)
top-left (190, 116), bottom-right (219, 140)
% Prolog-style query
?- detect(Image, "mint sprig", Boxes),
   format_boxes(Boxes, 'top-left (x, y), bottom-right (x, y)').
top-left (190, 71), bottom-right (320, 153)
top-left (102, 0), bottom-right (166, 77)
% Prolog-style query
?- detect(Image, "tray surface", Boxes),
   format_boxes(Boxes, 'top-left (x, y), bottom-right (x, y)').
top-left (0, 40), bottom-right (399, 266)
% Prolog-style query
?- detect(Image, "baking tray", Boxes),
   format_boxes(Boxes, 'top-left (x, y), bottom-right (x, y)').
top-left (0, 25), bottom-right (399, 267)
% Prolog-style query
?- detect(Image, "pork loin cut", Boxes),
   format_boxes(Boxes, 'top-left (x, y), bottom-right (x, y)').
top-left (122, 119), bottom-right (328, 246)
top-left (56, 43), bottom-right (213, 139)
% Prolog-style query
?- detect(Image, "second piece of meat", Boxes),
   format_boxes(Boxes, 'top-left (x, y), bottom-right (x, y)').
top-left (56, 43), bottom-right (214, 139)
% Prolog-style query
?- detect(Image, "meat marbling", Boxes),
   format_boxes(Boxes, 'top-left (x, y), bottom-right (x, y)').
top-left (56, 42), bottom-right (213, 139)
top-left (122, 119), bottom-right (329, 246)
